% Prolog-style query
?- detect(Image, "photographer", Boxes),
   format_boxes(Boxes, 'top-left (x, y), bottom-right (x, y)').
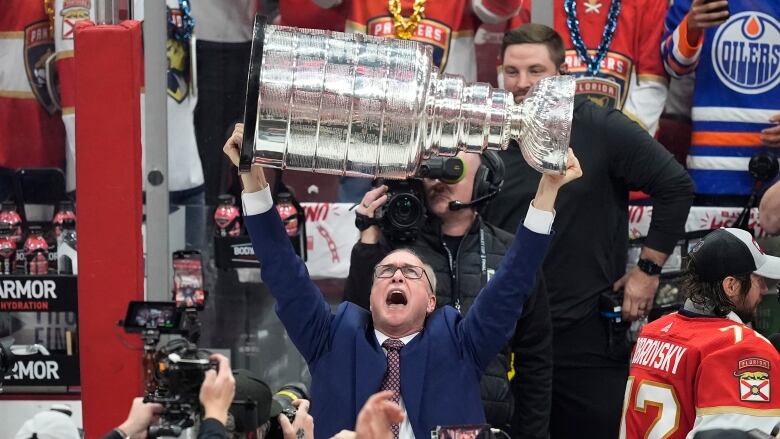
top-left (344, 151), bottom-right (552, 437)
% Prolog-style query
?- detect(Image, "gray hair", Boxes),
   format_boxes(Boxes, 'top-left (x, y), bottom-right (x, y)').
top-left (375, 248), bottom-right (437, 295)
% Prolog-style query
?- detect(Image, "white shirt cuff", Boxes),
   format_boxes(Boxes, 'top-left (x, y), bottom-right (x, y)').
top-left (241, 186), bottom-right (274, 215)
top-left (523, 200), bottom-right (555, 235)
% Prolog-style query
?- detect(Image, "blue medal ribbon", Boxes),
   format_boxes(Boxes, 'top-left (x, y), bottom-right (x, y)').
top-left (564, 0), bottom-right (621, 76)
top-left (167, 0), bottom-right (195, 42)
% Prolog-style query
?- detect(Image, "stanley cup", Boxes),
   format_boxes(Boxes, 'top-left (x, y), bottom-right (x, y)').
top-left (239, 16), bottom-right (576, 177)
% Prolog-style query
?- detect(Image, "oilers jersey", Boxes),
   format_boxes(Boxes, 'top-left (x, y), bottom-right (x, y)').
top-left (662, 0), bottom-right (780, 196)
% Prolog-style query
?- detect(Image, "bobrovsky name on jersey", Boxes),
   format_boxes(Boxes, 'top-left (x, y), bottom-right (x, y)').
top-left (712, 11), bottom-right (780, 95)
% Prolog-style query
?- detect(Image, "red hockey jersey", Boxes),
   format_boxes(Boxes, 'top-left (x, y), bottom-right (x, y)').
top-left (620, 312), bottom-right (780, 438)
top-left (556, 0), bottom-right (668, 134)
top-left (0, 1), bottom-right (65, 170)
top-left (316, 0), bottom-right (522, 82)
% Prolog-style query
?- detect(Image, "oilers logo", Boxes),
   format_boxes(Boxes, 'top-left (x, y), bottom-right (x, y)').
top-left (711, 12), bottom-right (780, 95)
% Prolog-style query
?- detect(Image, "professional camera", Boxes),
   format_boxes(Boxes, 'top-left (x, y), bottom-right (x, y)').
top-left (122, 300), bottom-right (213, 437)
top-left (266, 383), bottom-right (309, 439)
top-left (374, 156), bottom-right (464, 242)
top-left (146, 338), bottom-right (217, 437)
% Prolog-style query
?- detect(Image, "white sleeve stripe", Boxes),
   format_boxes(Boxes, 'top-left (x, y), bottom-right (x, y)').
top-left (671, 29), bottom-right (701, 66)
top-left (689, 412), bottom-right (780, 439)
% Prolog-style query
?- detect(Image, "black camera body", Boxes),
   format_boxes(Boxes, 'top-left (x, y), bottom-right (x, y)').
top-left (122, 301), bottom-right (212, 438)
top-left (374, 179), bottom-right (428, 243)
top-left (267, 383), bottom-right (309, 439)
top-left (144, 338), bottom-right (217, 437)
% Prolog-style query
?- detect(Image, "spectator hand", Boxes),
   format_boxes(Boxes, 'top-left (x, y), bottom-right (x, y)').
top-left (116, 397), bottom-right (163, 439)
top-left (279, 399), bottom-right (315, 439)
top-left (199, 354), bottom-right (236, 426)
top-left (686, 0), bottom-right (729, 33)
top-left (614, 267), bottom-right (659, 321)
top-left (761, 114), bottom-right (780, 147)
top-left (354, 390), bottom-right (405, 439)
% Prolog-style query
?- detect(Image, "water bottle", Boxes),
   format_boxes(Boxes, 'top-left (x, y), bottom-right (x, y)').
top-left (275, 192), bottom-right (299, 237)
top-left (0, 225), bottom-right (17, 275)
top-left (52, 200), bottom-right (76, 240)
top-left (214, 194), bottom-right (241, 237)
top-left (24, 226), bottom-right (49, 275)
top-left (57, 218), bottom-right (77, 274)
top-left (0, 201), bottom-right (23, 244)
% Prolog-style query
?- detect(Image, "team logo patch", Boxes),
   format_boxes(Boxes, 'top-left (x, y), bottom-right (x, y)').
top-left (23, 21), bottom-right (57, 115)
top-left (712, 12), bottom-right (780, 95)
top-left (366, 17), bottom-right (452, 70)
top-left (61, 0), bottom-right (91, 40)
top-left (734, 357), bottom-right (771, 402)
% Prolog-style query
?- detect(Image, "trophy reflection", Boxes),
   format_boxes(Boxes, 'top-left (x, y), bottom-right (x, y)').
top-left (239, 16), bottom-right (575, 178)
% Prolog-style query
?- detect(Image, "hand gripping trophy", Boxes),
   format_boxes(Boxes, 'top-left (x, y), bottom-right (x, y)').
top-left (239, 16), bottom-right (575, 178)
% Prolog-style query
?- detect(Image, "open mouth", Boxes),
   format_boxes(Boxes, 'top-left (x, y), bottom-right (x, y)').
top-left (386, 289), bottom-right (408, 306)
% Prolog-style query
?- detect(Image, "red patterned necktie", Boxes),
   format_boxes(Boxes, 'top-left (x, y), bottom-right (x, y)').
top-left (381, 338), bottom-right (405, 439)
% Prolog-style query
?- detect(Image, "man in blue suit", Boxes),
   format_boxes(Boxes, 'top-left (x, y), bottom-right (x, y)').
top-left (223, 124), bottom-right (583, 439)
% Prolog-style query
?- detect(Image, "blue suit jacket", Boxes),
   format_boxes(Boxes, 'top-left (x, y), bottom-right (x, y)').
top-left (245, 208), bottom-right (550, 439)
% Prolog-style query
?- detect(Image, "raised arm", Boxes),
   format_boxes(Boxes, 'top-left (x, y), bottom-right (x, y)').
top-left (458, 149), bottom-right (582, 371)
top-left (661, 0), bottom-right (728, 78)
top-left (223, 125), bottom-right (334, 365)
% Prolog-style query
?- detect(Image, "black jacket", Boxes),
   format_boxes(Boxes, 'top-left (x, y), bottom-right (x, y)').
top-left (485, 96), bottom-right (693, 365)
top-left (344, 215), bottom-right (552, 438)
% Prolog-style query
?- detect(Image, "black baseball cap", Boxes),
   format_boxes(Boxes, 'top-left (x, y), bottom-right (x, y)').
top-left (689, 228), bottom-right (780, 282)
top-left (230, 369), bottom-right (272, 433)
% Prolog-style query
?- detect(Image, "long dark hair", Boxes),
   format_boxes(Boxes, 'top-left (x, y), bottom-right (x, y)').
top-left (682, 259), bottom-right (752, 316)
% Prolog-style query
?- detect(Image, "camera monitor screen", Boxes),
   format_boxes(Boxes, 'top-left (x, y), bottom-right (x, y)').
top-left (123, 301), bottom-right (184, 334)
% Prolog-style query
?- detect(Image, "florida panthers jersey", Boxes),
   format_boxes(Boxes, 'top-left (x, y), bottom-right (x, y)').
top-left (554, 0), bottom-right (669, 135)
top-left (315, 0), bottom-right (522, 82)
top-left (662, 0), bottom-right (780, 196)
top-left (620, 312), bottom-right (780, 438)
top-left (53, 0), bottom-right (204, 192)
top-left (0, 1), bottom-right (65, 170)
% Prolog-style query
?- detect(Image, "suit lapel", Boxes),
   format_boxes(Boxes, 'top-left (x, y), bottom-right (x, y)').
top-left (355, 325), bottom-right (387, 418)
top-left (400, 331), bottom-right (427, 430)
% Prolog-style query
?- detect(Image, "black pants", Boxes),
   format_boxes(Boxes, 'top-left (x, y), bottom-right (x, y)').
top-left (549, 310), bottom-right (629, 439)
top-left (194, 40), bottom-right (252, 206)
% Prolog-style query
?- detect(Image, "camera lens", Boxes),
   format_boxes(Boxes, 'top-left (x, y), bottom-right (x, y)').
top-left (389, 194), bottom-right (422, 228)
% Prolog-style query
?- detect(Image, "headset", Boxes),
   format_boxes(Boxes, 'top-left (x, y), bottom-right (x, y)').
top-left (449, 150), bottom-right (506, 212)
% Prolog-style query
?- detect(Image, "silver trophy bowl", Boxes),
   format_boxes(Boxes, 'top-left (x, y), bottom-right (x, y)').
top-left (240, 16), bottom-right (575, 177)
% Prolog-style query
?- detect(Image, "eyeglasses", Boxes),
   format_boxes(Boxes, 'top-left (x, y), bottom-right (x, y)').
top-left (374, 264), bottom-right (434, 292)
